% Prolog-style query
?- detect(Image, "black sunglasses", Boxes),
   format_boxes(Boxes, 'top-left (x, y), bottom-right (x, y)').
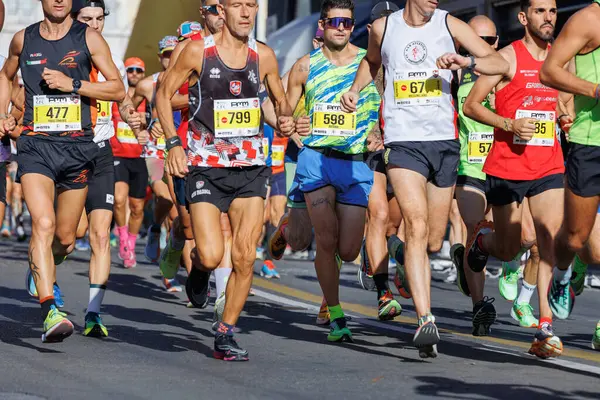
top-left (127, 68), bottom-right (144, 74)
top-left (202, 5), bottom-right (219, 15)
top-left (323, 17), bottom-right (355, 30)
top-left (480, 35), bottom-right (498, 45)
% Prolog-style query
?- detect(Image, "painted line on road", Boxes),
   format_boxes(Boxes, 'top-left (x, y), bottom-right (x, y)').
top-left (251, 278), bottom-right (600, 368)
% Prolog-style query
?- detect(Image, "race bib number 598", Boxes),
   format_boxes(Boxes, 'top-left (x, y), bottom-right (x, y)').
top-left (312, 103), bottom-right (356, 137)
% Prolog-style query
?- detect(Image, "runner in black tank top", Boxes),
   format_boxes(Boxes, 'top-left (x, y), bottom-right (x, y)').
top-left (156, 0), bottom-right (295, 361)
top-left (0, 0), bottom-right (125, 343)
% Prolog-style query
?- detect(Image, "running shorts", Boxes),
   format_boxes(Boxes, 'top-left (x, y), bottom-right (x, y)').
top-left (0, 162), bottom-right (6, 205)
top-left (114, 157), bottom-right (148, 199)
top-left (486, 173), bottom-right (564, 207)
top-left (566, 143), bottom-right (600, 198)
top-left (269, 172), bottom-right (286, 197)
top-left (86, 141), bottom-right (115, 214)
top-left (456, 175), bottom-right (486, 194)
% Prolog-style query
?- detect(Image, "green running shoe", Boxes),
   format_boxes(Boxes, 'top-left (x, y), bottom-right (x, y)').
top-left (592, 321), bottom-right (600, 351)
top-left (499, 261), bottom-right (520, 301)
top-left (42, 306), bottom-right (74, 343)
top-left (548, 273), bottom-right (575, 320)
top-left (159, 237), bottom-right (183, 280)
top-left (377, 291), bottom-right (402, 321)
top-left (570, 254), bottom-right (588, 296)
top-left (83, 312), bottom-right (108, 338)
top-left (510, 301), bottom-right (539, 328)
top-left (327, 317), bottom-right (353, 343)
top-left (54, 254), bottom-right (67, 266)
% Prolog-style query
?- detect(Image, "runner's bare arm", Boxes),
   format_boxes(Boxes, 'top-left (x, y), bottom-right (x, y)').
top-left (131, 76), bottom-right (152, 109)
top-left (262, 71), bottom-right (290, 129)
top-left (0, 30), bottom-right (24, 117)
top-left (540, 10), bottom-right (597, 98)
top-left (444, 16), bottom-right (509, 76)
top-left (347, 17), bottom-right (384, 99)
top-left (286, 55), bottom-right (309, 113)
top-left (158, 40), bottom-right (188, 86)
top-left (259, 44), bottom-right (293, 135)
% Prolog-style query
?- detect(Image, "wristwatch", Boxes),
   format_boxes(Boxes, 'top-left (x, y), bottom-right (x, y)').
top-left (72, 79), bottom-right (82, 94)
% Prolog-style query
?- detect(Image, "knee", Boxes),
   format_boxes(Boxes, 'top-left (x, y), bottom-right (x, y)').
top-left (89, 226), bottom-right (110, 252)
top-left (194, 246), bottom-right (222, 270)
top-left (427, 238), bottom-right (444, 254)
top-left (314, 229), bottom-right (338, 254)
top-left (129, 202), bottom-right (144, 218)
top-left (368, 205), bottom-right (389, 229)
top-left (114, 193), bottom-right (127, 207)
top-left (33, 216), bottom-right (55, 237)
top-left (231, 239), bottom-right (256, 269)
top-left (561, 231), bottom-right (587, 254)
top-left (339, 244), bottom-right (360, 262)
top-left (405, 218), bottom-right (428, 241)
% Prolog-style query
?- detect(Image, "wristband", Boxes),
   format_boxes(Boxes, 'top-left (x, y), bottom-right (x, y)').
top-left (595, 84), bottom-right (600, 99)
top-left (165, 136), bottom-right (182, 150)
top-left (503, 119), bottom-right (510, 132)
top-left (469, 55), bottom-right (476, 69)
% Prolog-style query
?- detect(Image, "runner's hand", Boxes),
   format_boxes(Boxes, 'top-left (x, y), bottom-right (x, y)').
top-left (137, 129), bottom-right (150, 145)
top-left (168, 146), bottom-right (189, 178)
top-left (0, 116), bottom-right (16, 138)
top-left (126, 109), bottom-right (142, 132)
top-left (436, 53), bottom-right (470, 71)
top-left (559, 115), bottom-right (573, 136)
top-left (340, 90), bottom-right (359, 113)
top-left (278, 116), bottom-right (294, 136)
top-left (290, 133), bottom-right (304, 149)
top-left (367, 133), bottom-right (383, 152)
top-left (150, 121), bottom-right (164, 140)
top-left (511, 118), bottom-right (536, 141)
top-left (295, 116), bottom-right (311, 136)
top-left (42, 68), bottom-right (75, 92)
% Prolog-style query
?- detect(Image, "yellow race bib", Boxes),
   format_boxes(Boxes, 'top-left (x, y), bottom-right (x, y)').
top-left (116, 121), bottom-right (137, 144)
top-left (96, 100), bottom-right (112, 125)
top-left (272, 144), bottom-right (285, 166)
top-left (513, 110), bottom-right (555, 147)
top-left (393, 70), bottom-right (442, 107)
top-left (467, 132), bottom-right (494, 163)
top-left (312, 103), bottom-right (356, 137)
top-left (213, 98), bottom-right (261, 138)
top-left (33, 95), bottom-right (81, 131)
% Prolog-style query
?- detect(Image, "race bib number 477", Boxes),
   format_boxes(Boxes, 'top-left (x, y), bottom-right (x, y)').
top-left (33, 95), bottom-right (82, 132)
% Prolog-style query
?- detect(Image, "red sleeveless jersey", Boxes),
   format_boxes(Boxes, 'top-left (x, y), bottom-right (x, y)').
top-left (483, 40), bottom-right (564, 180)
top-left (176, 33), bottom-right (202, 150)
top-left (110, 99), bottom-right (147, 158)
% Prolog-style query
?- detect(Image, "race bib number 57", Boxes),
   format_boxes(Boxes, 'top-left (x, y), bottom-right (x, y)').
top-left (33, 95), bottom-right (82, 132)
top-left (393, 69), bottom-right (442, 107)
top-left (513, 110), bottom-right (555, 147)
top-left (214, 98), bottom-right (261, 138)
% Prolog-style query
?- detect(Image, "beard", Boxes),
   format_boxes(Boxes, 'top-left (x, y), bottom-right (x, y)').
top-left (530, 23), bottom-right (555, 42)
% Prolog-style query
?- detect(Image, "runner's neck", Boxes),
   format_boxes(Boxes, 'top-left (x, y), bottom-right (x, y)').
top-left (403, 4), bottom-right (433, 28)
top-left (521, 35), bottom-right (550, 61)
top-left (40, 17), bottom-right (73, 40)
top-left (321, 44), bottom-right (357, 67)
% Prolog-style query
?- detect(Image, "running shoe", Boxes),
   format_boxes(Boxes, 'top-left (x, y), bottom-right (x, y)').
top-left (1, 223), bottom-right (10, 237)
top-left (54, 254), bottom-right (67, 266)
top-left (163, 277), bottom-right (182, 293)
top-left (118, 230), bottom-right (128, 261)
top-left (592, 321), bottom-right (600, 351)
top-left (548, 271), bottom-right (575, 320)
top-left (212, 291), bottom-right (226, 331)
top-left (510, 301), bottom-right (539, 328)
top-left (316, 298), bottom-right (330, 326)
top-left (214, 334), bottom-right (249, 361)
top-left (248, 287), bottom-right (255, 296)
top-left (387, 234), bottom-right (405, 266)
top-left (377, 290), bottom-right (402, 321)
top-left (256, 247), bottom-right (266, 261)
top-left (185, 267), bottom-right (210, 309)
top-left (528, 323), bottom-right (563, 359)
top-left (109, 232), bottom-right (118, 248)
top-left (42, 305), bottom-right (74, 343)
top-left (159, 236), bottom-right (183, 279)
top-left (413, 314), bottom-right (440, 358)
top-left (472, 297), bottom-right (496, 337)
top-left (268, 213), bottom-right (289, 260)
top-left (83, 312), bottom-right (108, 338)
top-left (26, 268), bottom-right (37, 297)
top-left (124, 235), bottom-right (137, 269)
top-left (16, 223), bottom-right (27, 242)
top-left (53, 283), bottom-right (64, 308)
top-left (327, 317), bottom-right (353, 343)
top-left (466, 220), bottom-right (493, 273)
top-left (144, 226), bottom-right (161, 263)
top-left (450, 243), bottom-right (470, 297)
top-left (444, 266), bottom-right (457, 284)
top-left (394, 264), bottom-right (411, 299)
top-left (260, 260), bottom-right (281, 279)
top-left (499, 261), bottom-right (520, 301)
top-left (75, 238), bottom-right (90, 252)
top-left (357, 239), bottom-right (376, 291)
top-left (571, 255), bottom-right (588, 296)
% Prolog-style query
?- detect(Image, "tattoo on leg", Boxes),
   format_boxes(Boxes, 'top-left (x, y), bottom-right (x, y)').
top-left (311, 197), bottom-right (331, 208)
top-left (29, 247), bottom-right (40, 283)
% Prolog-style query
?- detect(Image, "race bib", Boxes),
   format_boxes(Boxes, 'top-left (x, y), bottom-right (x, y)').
top-left (393, 69), bottom-right (442, 107)
top-left (116, 121), bottom-right (137, 144)
top-left (156, 136), bottom-right (166, 150)
top-left (213, 98), bottom-right (261, 138)
top-left (467, 132), bottom-right (494, 163)
top-left (96, 100), bottom-right (112, 125)
top-left (33, 95), bottom-right (81, 131)
top-left (513, 110), bottom-right (555, 147)
top-left (312, 103), bottom-right (356, 137)
top-left (272, 144), bottom-right (285, 167)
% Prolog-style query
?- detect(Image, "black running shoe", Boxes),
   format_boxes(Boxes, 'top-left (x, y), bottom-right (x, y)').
top-left (185, 267), bottom-right (210, 309)
top-left (451, 243), bottom-right (471, 297)
top-left (472, 296), bottom-right (497, 337)
top-left (413, 315), bottom-right (440, 359)
top-left (214, 334), bottom-right (249, 361)
top-left (466, 221), bottom-right (493, 273)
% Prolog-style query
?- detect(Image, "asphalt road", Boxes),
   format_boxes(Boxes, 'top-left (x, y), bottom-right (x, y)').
top-left (0, 236), bottom-right (599, 400)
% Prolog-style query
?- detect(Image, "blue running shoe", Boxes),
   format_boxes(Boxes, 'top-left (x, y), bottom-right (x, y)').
top-left (53, 283), bottom-right (65, 308)
top-left (75, 238), bottom-right (90, 252)
top-left (260, 260), bottom-right (280, 279)
top-left (26, 268), bottom-right (38, 298)
top-left (144, 225), bottom-right (161, 263)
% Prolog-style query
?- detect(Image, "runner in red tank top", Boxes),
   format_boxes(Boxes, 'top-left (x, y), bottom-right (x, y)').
top-left (463, 0), bottom-right (565, 360)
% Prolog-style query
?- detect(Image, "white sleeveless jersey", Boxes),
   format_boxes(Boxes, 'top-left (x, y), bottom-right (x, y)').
top-left (381, 9), bottom-right (457, 143)
top-left (93, 53), bottom-right (128, 143)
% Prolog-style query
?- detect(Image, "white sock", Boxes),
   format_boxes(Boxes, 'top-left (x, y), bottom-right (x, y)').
top-left (88, 284), bottom-right (106, 314)
top-left (215, 268), bottom-right (232, 297)
top-left (517, 281), bottom-right (536, 305)
top-left (554, 266), bottom-right (572, 285)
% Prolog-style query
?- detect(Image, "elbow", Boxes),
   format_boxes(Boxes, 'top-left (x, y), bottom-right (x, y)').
top-left (463, 101), bottom-right (475, 120)
top-left (539, 64), bottom-right (554, 89)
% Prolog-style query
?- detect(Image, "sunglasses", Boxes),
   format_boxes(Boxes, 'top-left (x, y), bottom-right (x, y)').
top-left (480, 35), bottom-right (498, 45)
top-left (323, 17), bottom-right (355, 30)
top-left (127, 68), bottom-right (144, 74)
top-left (202, 5), bottom-right (219, 15)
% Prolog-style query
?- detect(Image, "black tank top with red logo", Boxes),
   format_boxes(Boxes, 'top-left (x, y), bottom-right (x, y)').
top-left (20, 20), bottom-right (94, 141)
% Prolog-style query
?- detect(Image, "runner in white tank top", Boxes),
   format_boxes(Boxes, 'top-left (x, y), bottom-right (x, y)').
top-left (340, 0), bottom-right (508, 359)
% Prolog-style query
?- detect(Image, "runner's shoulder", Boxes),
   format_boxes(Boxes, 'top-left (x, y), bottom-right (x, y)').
top-left (9, 29), bottom-right (25, 55)
top-left (256, 40), bottom-right (276, 61)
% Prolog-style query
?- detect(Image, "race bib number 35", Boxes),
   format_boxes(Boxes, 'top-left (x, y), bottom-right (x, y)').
top-left (393, 69), bottom-right (442, 107)
top-left (214, 98), bottom-right (261, 138)
top-left (33, 95), bottom-right (82, 132)
top-left (467, 132), bottom-right (494, 163)
top-left (312, 103), bottom-right (356, 137)
top-left (513, 110), bottom-right (555, 147)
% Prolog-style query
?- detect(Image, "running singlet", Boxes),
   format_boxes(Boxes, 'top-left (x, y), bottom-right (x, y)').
top-left (303, 47), bottom-right (379, 154)
top-left (93, 53), bottom-right (128, 143)
top-left (484, 40), bottom-right (564, 180)
top-left (457, 69), bottom-right (494, 180)
top-left (110, 98), bottom-right (146, 158)
top-left (381, 9), bottom-right (457, 143)
top-left (187, 35), bottom-right (265, 168)
top-left (284, 93), bottom-right (306, 164)
top-left (142, 73), bottom-right (165, 159)
top-left (20, 21), bottom-right (95, 140)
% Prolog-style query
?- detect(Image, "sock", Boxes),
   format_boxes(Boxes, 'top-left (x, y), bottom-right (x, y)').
top-left (516, 281), bottom-right (536, 305)
top-left (170, 227), bottom-right (185, 251)
top-left (87, 284), bottom-right (107, 314)
top-left (554, 266), bottom-right (572, 285)
top-left (128, 232), bottom-right (137, 246)
top-left (117, 225), bottom-right (127, 238)
top-left (40, 296), bottom-right (56, 320)
top-left (373, 274), bottom-right (390, 298)
top-left (215, 321), bottom-right (235, 336)
top-left (150, 224), bottom-right (161, 233)
top-left (215, 268), bottom-right (232, 297)
top-left (539, 316), bottom-right (552, 327)
top-left (328, 304), bottom-right (344, 321)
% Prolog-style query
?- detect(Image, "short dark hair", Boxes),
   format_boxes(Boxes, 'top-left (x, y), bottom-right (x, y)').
top-left (520, 0), bottom-right (531, 12)
top-left (320, 0), bottom-right (355, 20)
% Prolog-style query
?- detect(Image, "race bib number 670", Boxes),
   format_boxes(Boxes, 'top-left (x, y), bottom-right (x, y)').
top-left (393, 69), bottom-right (442, 107)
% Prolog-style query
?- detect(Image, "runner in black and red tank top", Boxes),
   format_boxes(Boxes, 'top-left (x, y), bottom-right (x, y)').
top-left (463, 0), bottom-right (565, 359)
top-left (155, 0), bottom-right (294, 361)
top-left (0, 0), bottom-right (125, 343)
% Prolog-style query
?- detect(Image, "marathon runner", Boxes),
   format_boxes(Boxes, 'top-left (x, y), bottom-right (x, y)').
top-left (341, 0), bottom-right (508, 358)
top-left (539, 0), bottom-right (600, 350)
top-left (156, 0), bottom-right (294, 361)
top-left (463, 0), bottom-right (565, 358)
top-left (0, 0), bottom-right (126, 342)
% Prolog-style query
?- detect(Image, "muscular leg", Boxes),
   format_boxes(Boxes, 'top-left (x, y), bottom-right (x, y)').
top-left (270, 196), bottom-right (287, 235)
top-left (366, 172), bottom-right (390, 276)
top-left (113, 182), bottom-right (129, 228)
top-left (523, 245), bottom-right (540, 286)
top-left (189, 202), bottom-right (224, 271)
top-left (76, 210), bottom-right (88, 239)
top-left (53, 187), bottom-right (89, 259)
top-left (127, 197), bottom-right (145, 235)
top-left (88, 209), bottom-right (112, 287)
top-left (448, 199), bottom-right (466, 248)
top-left (482, 202), bottom-right (524, 262)
top-left (151, 179), bottom-right (174, 228)
top-left (579, 214), bottom-right (600, 264)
